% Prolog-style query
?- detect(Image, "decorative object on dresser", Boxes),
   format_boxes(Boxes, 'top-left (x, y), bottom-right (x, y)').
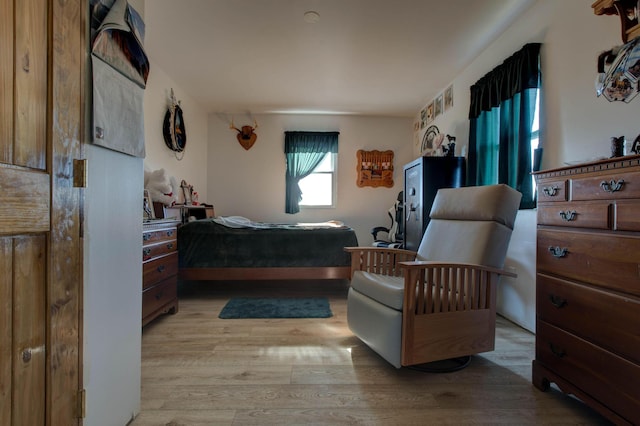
top-left (142, 220), bottom-right (180, 326)
top-left (403, 156), bottom-right (466, 251)
top-left (143, 189), bottom-right (154, 220)
top-left (532, 155), bottom-right (640, 425)
top-left (631, 132), bottom-right (640, 155)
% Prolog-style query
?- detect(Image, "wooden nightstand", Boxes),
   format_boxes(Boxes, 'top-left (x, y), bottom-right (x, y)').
top-left (142, 220), bottom-right (180, 326)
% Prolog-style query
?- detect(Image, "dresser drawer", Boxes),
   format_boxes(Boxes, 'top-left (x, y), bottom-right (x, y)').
top-left (537, 229), bottom-right (640, 295)
top-left (142, 277), bottom-right (177, 321)
top-left (537, 274), bottom-right (640, 364)
top-left (143, 252), bottom-right (178, 290)
top-left (616, 200), bottom-right (640, 231)
top-left (143, 239), bottom-right (177, 261)
top-left (537, 179), bottom-right (568, 202)
top-left (536, 321), bottom-right (640, 423)
top-left (143, 227), bottom-right (177, 244)
top-left (537, 201), bottom-right (610, 229)
top-left (571, 170), bottom-right (640, 201)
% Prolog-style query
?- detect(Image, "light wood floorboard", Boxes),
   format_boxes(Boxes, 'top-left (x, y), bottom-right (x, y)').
top-left (130, 280), bottom-right (612, 426)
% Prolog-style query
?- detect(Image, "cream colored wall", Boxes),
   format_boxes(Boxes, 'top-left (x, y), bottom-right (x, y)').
top-left (414, 0), bottom-right (634, 333)
top-left (143, 60), bottom-right (208, 200)
top-left (421, 0), bottom-right (633, 168)
top-left (206, 114), bottom-right (414, 245)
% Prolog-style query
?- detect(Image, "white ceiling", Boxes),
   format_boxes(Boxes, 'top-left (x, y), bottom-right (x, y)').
top-left (143, 0), bottom-right (536, 118)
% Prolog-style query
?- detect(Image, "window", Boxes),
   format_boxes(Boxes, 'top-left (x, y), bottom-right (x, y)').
top-left (468, 43), bottom-right (541, 209)
top-left (284, 131), bottom-right (339, 214)
top-left (298, 152), bottom-right (336, 207)
top-left (530, 90), bottom-right (541, 198)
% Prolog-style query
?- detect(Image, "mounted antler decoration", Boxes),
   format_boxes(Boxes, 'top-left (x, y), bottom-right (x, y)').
top-left (230, 119), bottom-right (258, 150)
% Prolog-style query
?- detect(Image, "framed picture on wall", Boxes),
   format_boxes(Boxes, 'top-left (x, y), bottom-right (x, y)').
top-left (444, 84), bottom-right (453, 111)
top-left (426, 101), bottom-right (434, 124)
top-left (434, 94), bottom-right (443, 117)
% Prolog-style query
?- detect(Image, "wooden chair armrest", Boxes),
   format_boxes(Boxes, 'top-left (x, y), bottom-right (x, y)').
top-left (345, 246), bottom-right (417, 277)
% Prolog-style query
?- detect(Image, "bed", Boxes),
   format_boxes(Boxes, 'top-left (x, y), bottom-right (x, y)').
top-left (178, 216), bottom-right (359, 281)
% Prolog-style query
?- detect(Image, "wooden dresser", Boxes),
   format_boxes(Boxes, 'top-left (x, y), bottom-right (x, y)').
top-left (142, 220), bottom-right (180, 326)
top-left (532, 155), bottom-right (640, 425)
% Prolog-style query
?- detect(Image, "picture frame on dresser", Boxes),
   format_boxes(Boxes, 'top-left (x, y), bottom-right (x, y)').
top-left (143, 189), bottom-right (154, 220)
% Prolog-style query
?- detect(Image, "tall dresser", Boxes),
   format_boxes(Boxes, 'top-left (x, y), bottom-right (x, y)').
top-left (532, 155), bottom-right (640, 425)
top-left (142, 220), bottom-right (180, 326)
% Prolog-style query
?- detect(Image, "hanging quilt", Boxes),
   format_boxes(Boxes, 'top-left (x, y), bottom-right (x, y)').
top-left (90, 0), bottom-right (149, 157)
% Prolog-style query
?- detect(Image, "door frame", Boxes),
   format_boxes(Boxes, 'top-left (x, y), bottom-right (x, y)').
top-left (47, 0), bottom-right (85, 423)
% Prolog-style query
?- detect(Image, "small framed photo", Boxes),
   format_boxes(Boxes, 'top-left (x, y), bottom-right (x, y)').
top-left (434, 94), bottom-right (443, 117)
top-left (143, 189), bottom-right (155, 220)
top-left (444, 84), bottom-right (454, 111)
top-left (420, 108), bottom-right (427, 129)
top-left (426, 101), bottom-right (435, 124)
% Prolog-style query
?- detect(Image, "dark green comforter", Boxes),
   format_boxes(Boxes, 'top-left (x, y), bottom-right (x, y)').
top-left (178, 219), bottom-right (358, 268)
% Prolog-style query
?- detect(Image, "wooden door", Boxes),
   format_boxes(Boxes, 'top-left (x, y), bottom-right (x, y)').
top-left (0, 0), bottom-right (84, 424)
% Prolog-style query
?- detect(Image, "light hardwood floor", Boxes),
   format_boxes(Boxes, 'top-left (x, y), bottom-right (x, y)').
top-left (131, 280), bottom-right (611, 426)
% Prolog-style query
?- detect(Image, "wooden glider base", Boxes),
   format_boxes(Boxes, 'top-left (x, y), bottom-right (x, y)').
top-left (179, 266), bottom-right (351, 281)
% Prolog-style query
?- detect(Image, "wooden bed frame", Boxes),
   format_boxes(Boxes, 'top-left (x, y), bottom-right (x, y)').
top-left (179, 266), bottom-right (351, 281)
top-left (177, 218), bottom-right (357, 282)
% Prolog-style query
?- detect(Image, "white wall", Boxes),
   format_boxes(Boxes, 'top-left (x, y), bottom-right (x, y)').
top-left (83, 1), bottom-right (146, 424)
top-left (83, 146), bottom-right (143, 426)
top-left (425, 0), bottom-right (635, 170)
top-left (143, 61), bottom-right (209, 198)
top-left (414, 0), bottom-right (636, 332)
top-left (206, 113), bottom-right (414, 245)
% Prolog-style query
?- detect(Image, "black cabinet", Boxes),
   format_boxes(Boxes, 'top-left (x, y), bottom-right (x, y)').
top-left (403, 157), bottom-right (466, 251)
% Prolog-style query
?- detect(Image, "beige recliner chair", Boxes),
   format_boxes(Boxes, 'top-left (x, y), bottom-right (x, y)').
top-left (345, 184), bottom-right (521, 369)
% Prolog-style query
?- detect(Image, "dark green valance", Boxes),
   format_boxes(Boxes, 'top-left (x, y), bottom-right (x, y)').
top-left (469, 43), bottom-right (541, 120)
top-left (284, 131), bottom-right (339, 154)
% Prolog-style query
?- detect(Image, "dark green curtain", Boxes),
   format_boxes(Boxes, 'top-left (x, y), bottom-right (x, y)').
top-left (468, 43), bottom-right (541, 209)
top-left (284, 131), bottom-right (339, 214)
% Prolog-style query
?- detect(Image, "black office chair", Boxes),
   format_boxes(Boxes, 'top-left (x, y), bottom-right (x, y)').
top-left (371, 191), bottom-right (404, 248)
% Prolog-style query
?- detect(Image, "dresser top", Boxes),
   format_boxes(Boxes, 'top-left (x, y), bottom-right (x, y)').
top-left (533, 155), bottom-right (640, 179)
top-left (143, 219), bottom-right (180, 230)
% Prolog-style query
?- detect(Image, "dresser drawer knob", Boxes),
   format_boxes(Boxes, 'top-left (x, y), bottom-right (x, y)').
top-left (155, 291), bottom-right (163, 300)
top-left (143, 234), bottom-right (151, 241)
top-left (167, 243), bottom-right (174, 250)
top-left (143, 248), bottom-right (152, 256)
top-left (549, 343), bottom-right (566, 358)
top-left (542, 185), bottom-right (559, 197)
top-left (548, 294), bottom-right (567, 308)
top-left (548, 246), bottom-right (568, 258)
top-left (157, 265), bottom-right (166, 273)
top-left (166, 230), bottom-right (174, 237)
top-left (558, 210), bottom-right (576, 221)
top-left (600, 179), bottom-right (625, 193)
